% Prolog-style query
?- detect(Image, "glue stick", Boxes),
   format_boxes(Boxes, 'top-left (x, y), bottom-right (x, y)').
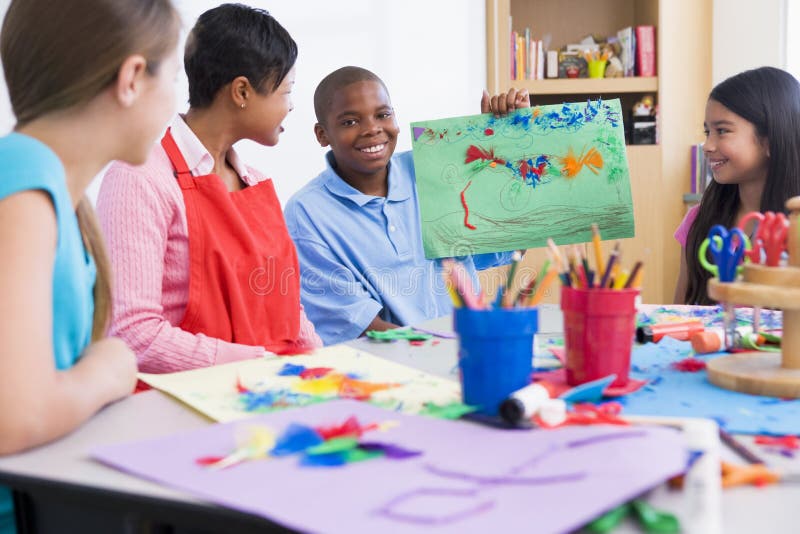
top-left (681, 419), bottom-right (723, 534)
top-left (690, 326), bottom-right (755, 354)
top-left (499, 383), bottom-right (552, 425)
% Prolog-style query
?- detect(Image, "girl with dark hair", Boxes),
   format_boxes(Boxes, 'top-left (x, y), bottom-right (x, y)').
top-left (674, 67), bottom-right (800, 304)
top-left (97, 4), bottom-right (321, 374)
top-left (0, 0), bottom-right (180, 528)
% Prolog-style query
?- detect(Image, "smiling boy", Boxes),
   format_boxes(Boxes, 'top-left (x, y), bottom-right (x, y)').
top-left (284, 66), bottom-right (526, 345)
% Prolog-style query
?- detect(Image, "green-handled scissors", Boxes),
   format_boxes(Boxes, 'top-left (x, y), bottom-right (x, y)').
top-left (698, 226), bottom-right (751, 282)
top-left (365, 328), bottom-right (433, 342)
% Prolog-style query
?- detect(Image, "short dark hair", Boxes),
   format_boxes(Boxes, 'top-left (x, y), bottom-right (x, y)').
top-left (313, 66), bottom-right (388, 124)
top-left (185, 3), bottom-right (297, 108)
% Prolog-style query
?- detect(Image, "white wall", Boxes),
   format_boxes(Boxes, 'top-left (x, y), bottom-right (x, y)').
top-left (787, 0), bottom-right (800, 78)
top-left (0, 0), bottom-right (485, 205)
top-left (712, 0), bottom-right (787, 84)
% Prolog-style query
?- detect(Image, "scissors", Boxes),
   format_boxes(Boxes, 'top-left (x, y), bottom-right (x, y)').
top-left (365, 328), bottom-right (433, 342)
top-left (738, 211), bottom-right (788, 267)
top-left (698, 225), bottom-right (750, 282)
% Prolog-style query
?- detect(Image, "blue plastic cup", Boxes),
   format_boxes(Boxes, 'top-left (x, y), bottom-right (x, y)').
top-left (454, 307), bottom-right (538, 416)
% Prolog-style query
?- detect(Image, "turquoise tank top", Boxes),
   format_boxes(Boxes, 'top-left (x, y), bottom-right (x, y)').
top-left (0, 133), bottom-right (97, 534)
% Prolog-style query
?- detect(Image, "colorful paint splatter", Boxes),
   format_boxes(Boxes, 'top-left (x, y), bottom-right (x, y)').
top-left (411, 99), bottom-right (633, 258)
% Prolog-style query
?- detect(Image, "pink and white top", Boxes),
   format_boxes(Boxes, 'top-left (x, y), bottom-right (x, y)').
top-left (674, 204), bottom-right (700, 248)
top-left (97, 116), bottom-right (321, 373)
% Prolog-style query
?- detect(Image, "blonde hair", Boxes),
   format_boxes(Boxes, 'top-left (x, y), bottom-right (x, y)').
top-left (1, 0), bottom-right (180, 339)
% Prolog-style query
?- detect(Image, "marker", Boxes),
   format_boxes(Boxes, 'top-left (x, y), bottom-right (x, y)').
top-left (636, 321), bottom-right (705, 344)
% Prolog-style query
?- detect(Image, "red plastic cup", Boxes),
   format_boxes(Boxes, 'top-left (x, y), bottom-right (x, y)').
top-left (561, 286), bottom-right (639, 388)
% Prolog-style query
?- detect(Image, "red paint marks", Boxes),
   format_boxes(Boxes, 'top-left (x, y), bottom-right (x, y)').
top-left (460, 180), bottom-right (477, 230)
top-left (409, 340), bottom-right (426, 347)
top-left (465, 144), bottom-right (495, 164)
top-left (671, 358), bottom-right (707, 372)
top-left (484, 128), bottom-right (494, 136)
top-left (755, 435), bottom-right (800, 449)
top-left (535, 402), bottom-right (628, 429)
top-left (236, 376), bottom-right (250, 393)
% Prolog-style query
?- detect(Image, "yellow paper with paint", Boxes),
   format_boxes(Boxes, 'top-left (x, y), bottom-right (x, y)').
top-left (138, 345), bottom-right (460, 422)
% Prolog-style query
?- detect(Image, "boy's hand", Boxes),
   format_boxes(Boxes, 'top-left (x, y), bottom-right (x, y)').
top-left (481, 88), bottom-right (531, 117)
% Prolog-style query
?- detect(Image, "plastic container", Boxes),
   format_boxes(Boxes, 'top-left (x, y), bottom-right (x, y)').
top-left (587, 59), bottom-right (607, 78)
top-left (561, 286), bottom-right (639, 387)
top-left (454, 307), bottom-right (538, 416)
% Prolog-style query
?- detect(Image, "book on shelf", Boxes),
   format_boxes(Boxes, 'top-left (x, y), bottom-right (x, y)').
top-left (617, 27), bottom-right (635, 77)
top-left (507, 22), bottom-right (656, 81)
top-left (690, 144), bottom-right (712, 195)
top-left (509, 23), bottom-right (548, 80)
top-left (635, 25), bottom-right (656, 77)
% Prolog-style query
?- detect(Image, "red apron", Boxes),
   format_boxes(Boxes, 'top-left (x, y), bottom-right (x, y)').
top-left (161, 128), bottom-right (301, 352)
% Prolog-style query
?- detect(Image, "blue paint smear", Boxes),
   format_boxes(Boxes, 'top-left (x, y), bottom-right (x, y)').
top-left (278, 363), bottom-right (306, 376)
top-left (619, 336), bottom-right (800, 435)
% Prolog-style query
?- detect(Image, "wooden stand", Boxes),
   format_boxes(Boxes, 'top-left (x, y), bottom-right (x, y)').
top-left (705, 197), bottom-right (800, 398)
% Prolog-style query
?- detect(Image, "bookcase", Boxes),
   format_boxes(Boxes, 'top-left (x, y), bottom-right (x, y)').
top-left (480, 0), bottom-right (713, 304)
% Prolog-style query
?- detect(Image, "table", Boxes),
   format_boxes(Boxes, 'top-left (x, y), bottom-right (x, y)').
top-left (0, 306), bottom-right (797, 533)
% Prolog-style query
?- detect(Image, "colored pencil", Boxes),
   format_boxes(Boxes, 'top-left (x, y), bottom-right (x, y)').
top-left (598, 242), bottom-right (620, 289)
top-left (591, 223), bottom-right (604, 280)
top-left (528, 265), bottom-right (559, 306)
top-left (719, 429), bottom-right (764, 465)
top-left (624, 261), bottom-right (643, 289)
top-left (501, 250), bottom-right (524, 308)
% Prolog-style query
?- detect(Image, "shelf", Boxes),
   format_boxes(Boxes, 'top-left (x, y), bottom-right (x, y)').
top-left (510, 77), bottom-right (658, 95)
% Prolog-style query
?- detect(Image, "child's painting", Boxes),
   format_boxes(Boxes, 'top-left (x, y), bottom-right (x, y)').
top-left (139, 345), bottom-right (461, 422)
top-left (411, 99), bottom-right (634, 258)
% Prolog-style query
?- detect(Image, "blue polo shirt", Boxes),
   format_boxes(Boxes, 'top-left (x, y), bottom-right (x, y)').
top-left (285, 150), bottom-right (511, 345)
top-left (0, 133), bottom-right (97, 534)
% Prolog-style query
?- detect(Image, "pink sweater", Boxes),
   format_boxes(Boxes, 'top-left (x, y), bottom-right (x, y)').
top-left (97, 116), bottom-right (321, 373)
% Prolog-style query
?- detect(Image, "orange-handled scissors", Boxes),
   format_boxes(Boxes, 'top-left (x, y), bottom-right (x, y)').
top-left (738, 211), bottom-right (788, 267)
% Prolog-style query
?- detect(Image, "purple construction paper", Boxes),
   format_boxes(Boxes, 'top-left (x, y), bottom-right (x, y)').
top-left (92, 400), bottom-right (685, 534)
top-left (413, 126), bottom-right (426, 141)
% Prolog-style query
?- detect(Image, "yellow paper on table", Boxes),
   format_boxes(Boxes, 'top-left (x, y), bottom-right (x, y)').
top-left (139, 345), bottom-right (461, 422)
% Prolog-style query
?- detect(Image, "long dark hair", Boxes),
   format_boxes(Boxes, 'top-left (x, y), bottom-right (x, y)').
top-left (684, 67), bottom-right (800, 304)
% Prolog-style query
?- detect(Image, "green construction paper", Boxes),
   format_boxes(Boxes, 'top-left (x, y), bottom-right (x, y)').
top-left (419, 402), bottom-right (477, 420)
top-left (305, 437), bottom-right (359, 456)
top-left (410, 99), bottom-right (634, 258)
